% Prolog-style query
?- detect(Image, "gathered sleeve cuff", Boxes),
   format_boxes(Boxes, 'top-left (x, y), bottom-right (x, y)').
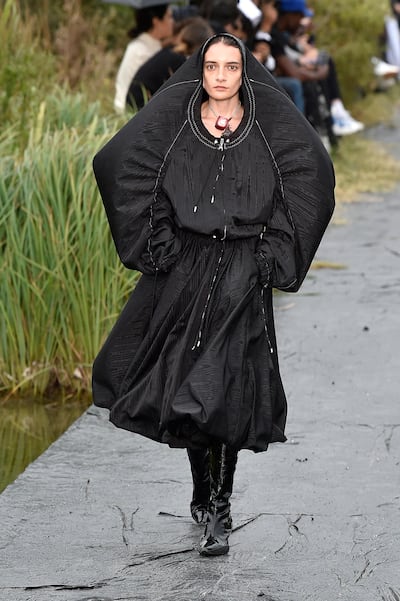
top-left (140, 187), bottom-right (181, 273)
top-left (255, 189), bottom-right (298, 291)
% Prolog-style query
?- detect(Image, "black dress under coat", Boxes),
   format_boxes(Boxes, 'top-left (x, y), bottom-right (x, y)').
top-left (92, 34), bottom-right (335, 453)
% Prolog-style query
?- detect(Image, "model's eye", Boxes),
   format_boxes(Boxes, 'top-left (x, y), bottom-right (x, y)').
top-left (228, 65), bottom-right (239, 71)
top-left (205, 64), bottom-right (216, 71)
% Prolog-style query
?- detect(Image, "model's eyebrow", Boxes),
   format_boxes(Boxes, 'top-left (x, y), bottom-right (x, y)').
top-left (204, 61), bottom-right (241, 65)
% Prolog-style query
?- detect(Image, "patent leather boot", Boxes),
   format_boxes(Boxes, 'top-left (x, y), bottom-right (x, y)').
top-left (199, 443), bottom-right (238, 556)
top-left (187, 448), bottom-right (210, 525)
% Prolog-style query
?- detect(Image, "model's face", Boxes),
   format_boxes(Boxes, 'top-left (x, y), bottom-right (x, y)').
top-left (202, 42), bottom-right (243, 102)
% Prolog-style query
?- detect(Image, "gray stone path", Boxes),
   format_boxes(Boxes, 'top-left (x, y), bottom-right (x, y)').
top-left (1, 130), bottom-right (400, 600)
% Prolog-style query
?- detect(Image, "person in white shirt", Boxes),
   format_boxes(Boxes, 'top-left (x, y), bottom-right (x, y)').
top-left (114, 3), bottom-right (174, 114)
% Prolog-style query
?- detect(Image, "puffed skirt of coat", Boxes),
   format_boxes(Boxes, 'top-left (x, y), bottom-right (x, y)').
top-left (92, 230), bottom-right (287, 452)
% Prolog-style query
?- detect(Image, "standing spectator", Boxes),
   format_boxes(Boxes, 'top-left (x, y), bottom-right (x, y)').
top-left (114, 3), bottom-right (174, 113)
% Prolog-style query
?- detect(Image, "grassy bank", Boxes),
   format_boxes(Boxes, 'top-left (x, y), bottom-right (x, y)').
top-left (1, 0), bottom-right (400, 399)
top-left (0, 93), bottom-right (139, 398)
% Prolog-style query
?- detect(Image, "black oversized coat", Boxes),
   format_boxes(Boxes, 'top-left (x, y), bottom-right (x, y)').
top-left (92, 35), bottom-right (335, 452)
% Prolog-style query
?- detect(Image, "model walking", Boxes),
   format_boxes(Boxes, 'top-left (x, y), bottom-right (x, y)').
top-left (93, 34), bottom-right (335, 556)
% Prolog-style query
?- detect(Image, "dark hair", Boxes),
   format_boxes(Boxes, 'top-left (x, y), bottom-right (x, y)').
top-left (209, 1), bottom-right (239, 26)
top-left (178, 17), bottom-right (214, 55)
top-left (204, 33), bottom-right (242, 50)
top-left (129, 4), bottom-right (169, 38)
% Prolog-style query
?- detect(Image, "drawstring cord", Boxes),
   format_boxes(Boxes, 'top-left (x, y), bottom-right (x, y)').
top-left (146, 269), bottom-right (159, 355)
top-left (191, 226), bottom-right (227, 351)
top-left (258, 225), bottom-right (273, 354)
top-left (150, 269), bottom-right (158, 320)
top-left (260, 285), bottom-right (274, 355)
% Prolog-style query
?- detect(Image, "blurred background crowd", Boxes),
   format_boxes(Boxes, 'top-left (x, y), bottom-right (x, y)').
top-left (109, 0), bottom-right (400, 151)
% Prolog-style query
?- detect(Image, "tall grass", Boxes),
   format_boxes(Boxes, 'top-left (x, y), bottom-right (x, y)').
top-left (0, 0), bottom-right (56, 144)
top-left (0, 1), bottom-right (140, 399)
top-left (0, 94), bottom-right (138, 397)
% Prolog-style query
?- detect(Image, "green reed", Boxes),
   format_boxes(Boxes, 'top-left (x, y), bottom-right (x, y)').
top-left (0, 95), bottom-right (138, 397)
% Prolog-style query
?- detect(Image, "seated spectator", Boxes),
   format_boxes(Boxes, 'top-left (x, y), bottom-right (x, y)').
top-left (200, 0), bottom-right (252, 42)
top-left (172, 2), bottom-right (200, 22)
top-left (126, 48), bottom-right (185, 110)
top-left (253, 0), bottom-right (305, 113)
top-left (114, 4), bottom-right (174, 114)
top-left (126, 17), bottom-right (214, 110)
top-left (253, 30), bottom-right (276, 72)
top-left (276, 0), bottom-right (364, 136)
top-left (173, 16), bottom-right (215, 55)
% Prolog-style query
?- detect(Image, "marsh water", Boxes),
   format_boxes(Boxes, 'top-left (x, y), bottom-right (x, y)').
top-left (0, 397), bottom-right (90, 493)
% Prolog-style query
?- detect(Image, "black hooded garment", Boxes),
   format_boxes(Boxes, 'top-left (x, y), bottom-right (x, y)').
top-left (92, 34), bottom-right (335, 453)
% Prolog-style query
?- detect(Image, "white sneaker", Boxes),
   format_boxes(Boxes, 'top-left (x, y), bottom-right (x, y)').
top-left (332, 116), bottom-right (364, 136)
top-left (371, 56), bottom-right (400, 78)
top-left (331, 104), bottom-right (364, 137)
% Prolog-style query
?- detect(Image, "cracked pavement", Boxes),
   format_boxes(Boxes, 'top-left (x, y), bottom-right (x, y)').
top-left (1, 123), bottom-right (400, 600)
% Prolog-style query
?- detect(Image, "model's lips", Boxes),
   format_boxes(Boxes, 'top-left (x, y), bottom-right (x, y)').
top-left (214, 86), bottom-right (228, 90)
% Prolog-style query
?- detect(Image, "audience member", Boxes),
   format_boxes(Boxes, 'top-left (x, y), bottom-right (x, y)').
top-left (254, 0), bottom-right (305, 113)
top-left (391, 0), bottom-right (400, 26)
top-left (114, 3), bottom-right (174, 113)
top-left (385, 2), bottom-right (400, 72)
top-left (276, 0), bottom-right (364, 136)
top-left (126, 17), bottom-right (214, 110)
top-left (253, 30), bottom-right (275, 72)
top-left (200, 0), bottom-right (251, 42)
top-left (111, 0), bottom-right (378, 144)
top-left (174, 16), bottom-right (215, 55)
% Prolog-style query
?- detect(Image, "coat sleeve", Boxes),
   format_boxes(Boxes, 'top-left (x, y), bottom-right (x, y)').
top-left (93, 118), bottom-right (181, 274)
top-left (255, 187), bottom-right (298, 291)
top-left (141, 186), bottom-right (182, 273)
top-left (254, 132), bottom-right (336, 292)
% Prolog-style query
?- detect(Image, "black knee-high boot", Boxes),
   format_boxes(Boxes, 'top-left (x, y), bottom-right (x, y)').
top-left (198, 443), bottom-right (238, 556)
top-left (187, 447), bottom-right (210, 525)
